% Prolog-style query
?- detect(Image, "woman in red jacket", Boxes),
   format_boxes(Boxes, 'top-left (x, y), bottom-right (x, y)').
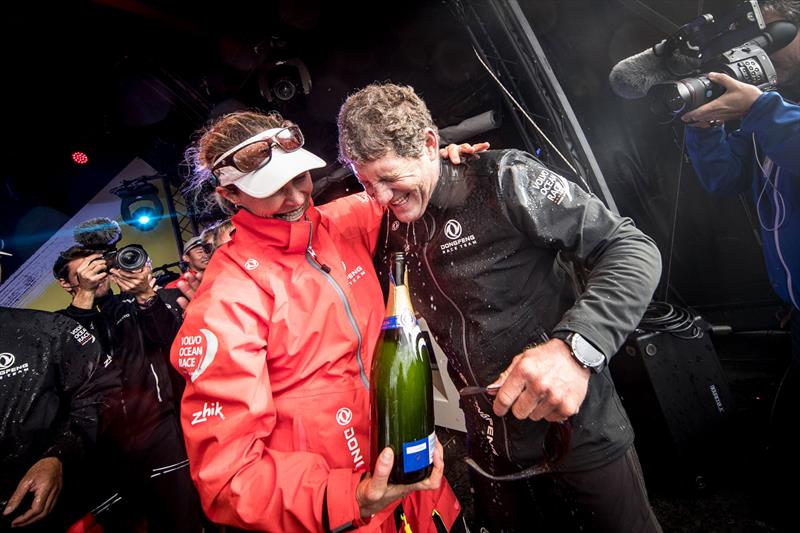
top-left (170, 111), bottom-right (461, 533)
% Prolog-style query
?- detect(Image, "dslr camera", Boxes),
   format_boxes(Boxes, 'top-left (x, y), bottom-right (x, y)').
top-left (102, 244), bottom-right (149, 272)
top-left (647, 0), bottom-right (796, 121)
top-left (73, 217), bottom-right (150, 272)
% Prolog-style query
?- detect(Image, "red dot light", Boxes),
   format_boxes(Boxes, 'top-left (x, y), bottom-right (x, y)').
top-left (72, 151), bottom-right (89, 165)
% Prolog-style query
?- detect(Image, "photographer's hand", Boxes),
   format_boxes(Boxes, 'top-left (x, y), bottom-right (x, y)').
top-left (111, 265), bottom-right (157, 305)
top-left (72, 254), bottom-right (108, 309)
top-left (682, 72), bottom-right (762, 126)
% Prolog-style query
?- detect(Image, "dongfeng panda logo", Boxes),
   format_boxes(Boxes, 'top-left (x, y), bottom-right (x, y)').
top-left (440, 219), bottom-right (477, 254)
top-left (0, 353), bottom-right (14, 370)
top-left (336, 407), bottom-right (353, 426)
top-left (444, 219), bottom-right (462, 240)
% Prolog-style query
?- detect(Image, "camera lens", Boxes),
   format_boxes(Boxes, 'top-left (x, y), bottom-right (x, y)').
top-left (116, 245), bottom-right (148, 271)
top-left (273, 78), bottom-right (297, 101)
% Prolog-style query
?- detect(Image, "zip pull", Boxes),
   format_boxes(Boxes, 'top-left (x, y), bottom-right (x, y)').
top-left (305, 221), bottom-right (331, 273)
top-left (307, 245), bottom-right (331, 273)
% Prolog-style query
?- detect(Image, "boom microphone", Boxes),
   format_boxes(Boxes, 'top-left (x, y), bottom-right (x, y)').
top-left (609, 21), bottom-right (797, 100)
top-left (73, 217), bottom-right (122, 250)
top-left (609, 48), bottom-right (700, 99)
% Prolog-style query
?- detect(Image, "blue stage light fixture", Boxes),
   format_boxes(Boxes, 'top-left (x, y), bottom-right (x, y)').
top-left (111, 179), bottom-right (164, 232)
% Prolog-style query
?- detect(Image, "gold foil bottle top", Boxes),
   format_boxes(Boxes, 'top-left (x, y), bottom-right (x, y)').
top-left (385, 252), bottom-right (415, 328)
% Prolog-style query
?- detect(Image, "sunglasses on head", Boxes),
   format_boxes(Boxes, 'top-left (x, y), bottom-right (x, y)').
top-left (211, 126), bottom-right (304, 179)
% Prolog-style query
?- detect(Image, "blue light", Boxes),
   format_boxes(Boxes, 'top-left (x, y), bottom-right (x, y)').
top-left (130, 207), bottom-right (158, 231)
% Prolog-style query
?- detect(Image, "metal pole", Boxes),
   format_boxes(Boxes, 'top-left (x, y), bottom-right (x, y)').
top-left (159, 174), bottom-right (185, 257)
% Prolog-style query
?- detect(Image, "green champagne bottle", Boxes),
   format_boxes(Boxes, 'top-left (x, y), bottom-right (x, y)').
top-left (370, 251), bottom-right (435, 484)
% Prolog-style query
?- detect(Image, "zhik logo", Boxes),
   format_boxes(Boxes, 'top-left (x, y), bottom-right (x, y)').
top-left (191, 401), bottom-right (225, 425)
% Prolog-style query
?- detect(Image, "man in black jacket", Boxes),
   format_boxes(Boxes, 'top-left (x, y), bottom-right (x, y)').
top-left (338, 84), bottom-right (663, 533)
top-left (1, 253), bottom-right (108, 531)
top-left (53, 245), bottom-right (203, 532)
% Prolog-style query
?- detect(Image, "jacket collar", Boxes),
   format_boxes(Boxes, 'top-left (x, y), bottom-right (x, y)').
top-left (231, 201), bottom-right (319, 253)
top-left (430, 159), bottom-right (472, 210)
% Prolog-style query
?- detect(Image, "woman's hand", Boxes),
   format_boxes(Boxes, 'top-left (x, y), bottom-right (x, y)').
top-left (439, 142), bottom-right (490, 164)
top-left (355, 439), bottom-right (445, 518)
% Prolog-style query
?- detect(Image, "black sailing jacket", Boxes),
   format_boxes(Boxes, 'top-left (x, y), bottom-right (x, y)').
top-left (375, 150), bottom-right (662, 472)
top-left (59, 292), bottom-right (181, 448)
top-left (0, 307), bottom-right (107, 499)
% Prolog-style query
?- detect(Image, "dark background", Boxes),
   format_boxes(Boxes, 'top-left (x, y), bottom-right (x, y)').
top-left (1, 0), bottom-right (781, 325)
top-left (0, 2), bottom-right (791, 529)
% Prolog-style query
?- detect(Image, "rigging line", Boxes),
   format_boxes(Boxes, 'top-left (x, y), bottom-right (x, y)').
top-left (471, 46), bottom-right (580, 180)
top-left (662, 127), bottom-right (688, 302)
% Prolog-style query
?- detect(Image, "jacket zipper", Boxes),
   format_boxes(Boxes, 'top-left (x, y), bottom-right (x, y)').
top-left (305, 223), bottom-right (370, 389)
top-left (419, 214), bottom-right (513, 459)
top-left (150, 363), bottom-right (162, 402)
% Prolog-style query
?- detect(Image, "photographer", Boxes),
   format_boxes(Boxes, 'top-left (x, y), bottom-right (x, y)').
top-left (681, 0), bottom-right (799, 524)
top-left (53, 220), bottom-right (204, 532)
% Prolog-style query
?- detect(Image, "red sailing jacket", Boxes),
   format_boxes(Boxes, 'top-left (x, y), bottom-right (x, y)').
top-left (170, 193), bottom-right (459, 533)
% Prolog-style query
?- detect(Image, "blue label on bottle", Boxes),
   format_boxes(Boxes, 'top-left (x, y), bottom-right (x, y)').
top-left (402, 433), bottom-right (434, 473)
top-left (381, 311), bottom-right (418, 331)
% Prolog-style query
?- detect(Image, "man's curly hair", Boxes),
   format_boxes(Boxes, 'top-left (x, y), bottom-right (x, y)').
top-left (760, 0), bottom-right (800, 23)
top-left (337, 83), bottom-right (437, 166)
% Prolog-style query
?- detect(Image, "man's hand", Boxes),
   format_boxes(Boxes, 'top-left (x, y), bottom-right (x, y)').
top-left (2, 457), bottom-right (63, 527)
top-left (69, 254), bottom-right (108, 309)
top-left (681, 72), bottom-right (763, 126)
top-left (75, 254), bottom-right (108, 293)
top-left (439, 142), bottom-right (490, 165)
top-left (176, 271), bottom-right (203, 310)
top-left (491, 338), bottom-right (590, 422)
top-left (355, 440), bottom-right (445, 519)
top-left (111, 265), bottom-right (157, 304)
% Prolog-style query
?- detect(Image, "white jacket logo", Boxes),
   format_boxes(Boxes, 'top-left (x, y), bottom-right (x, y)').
top-left (0, 352), bottom-right (29, 381)
top-left (336, 407), bottom-right (353, 426)
top-left (244, 258), bottom-right (259, 270)
top-left (347, 265), bottom-right (366, 286)
top-left (444, 219), bottom-right (462, 240)
top-left (440, 218), bottom-right (477, 254)
top-left (0, 353), bottom-right (14, 370)
top-left (191, 401), bottom-right (225, 425)
top-left (176, 329), bottom-right (219, 382)
top-left (337, 407), bottom-right (365, 471)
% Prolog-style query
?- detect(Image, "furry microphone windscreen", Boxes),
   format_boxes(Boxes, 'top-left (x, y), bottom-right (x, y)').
top-left (73, 217), bottom-right (123, 250)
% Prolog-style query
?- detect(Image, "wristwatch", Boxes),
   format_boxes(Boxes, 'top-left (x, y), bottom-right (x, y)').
top-left (553, 331), bottom-right (606, 373)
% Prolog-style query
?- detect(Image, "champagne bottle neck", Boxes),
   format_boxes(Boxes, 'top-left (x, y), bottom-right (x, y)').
top-left (387, 280), bottom-right (415, 319)
top-left (383, 253), bottom-right (417, 330)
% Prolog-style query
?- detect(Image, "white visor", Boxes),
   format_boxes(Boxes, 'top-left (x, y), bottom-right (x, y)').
top-left (215, 128), bottom-right (326, 199)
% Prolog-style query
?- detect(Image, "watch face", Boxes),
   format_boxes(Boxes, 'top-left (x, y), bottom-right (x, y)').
top-left (571, 334), bottom-right (605, 368)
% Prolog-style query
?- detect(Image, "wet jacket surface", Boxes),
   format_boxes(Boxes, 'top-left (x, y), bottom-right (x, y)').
top-left (59, 292), bottom-right (181, 444)
top-left (376, 150), bottom-right (662, 473)
top-left (171, 194), bottom-right (460, 533)
top-left (686, 92), bottom-right (800, 310)
top-left (0, 307), bottom-right (106, 499)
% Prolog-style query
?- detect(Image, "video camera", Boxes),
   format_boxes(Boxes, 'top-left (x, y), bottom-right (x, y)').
top-left (646, 0), bottom-right (797, 121)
